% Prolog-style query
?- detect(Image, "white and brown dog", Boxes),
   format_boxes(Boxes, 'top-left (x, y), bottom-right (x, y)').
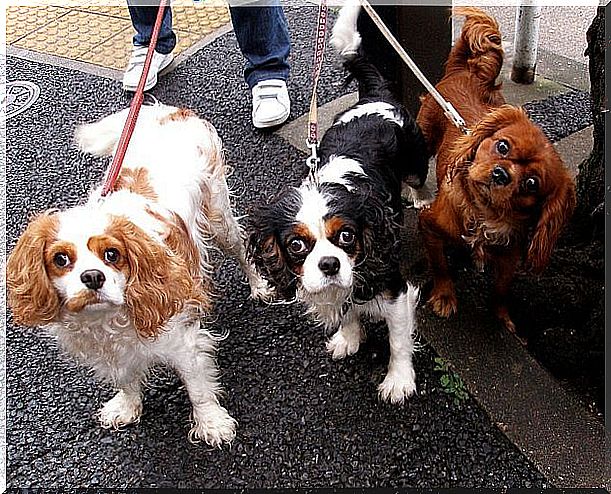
top-left (6, 104), bottom-right (270, 446)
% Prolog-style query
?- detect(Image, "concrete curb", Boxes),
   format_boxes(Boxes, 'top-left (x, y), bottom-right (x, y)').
top-left (417, 310), bottom-right (610, 489)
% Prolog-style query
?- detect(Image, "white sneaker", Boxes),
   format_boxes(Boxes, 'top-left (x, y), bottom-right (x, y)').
top-left (251, 79), bottom-right (290, 129)
top-left (122, 45), bottom-right (174, 92)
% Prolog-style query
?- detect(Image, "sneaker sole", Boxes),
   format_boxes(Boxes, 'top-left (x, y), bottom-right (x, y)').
top-left (122, 55), bottom-right (175, 92)
top-left (253, 108), bottom-right (290, 129)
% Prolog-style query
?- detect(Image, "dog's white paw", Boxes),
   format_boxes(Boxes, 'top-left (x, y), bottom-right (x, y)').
top-left (249, 276), bottom-right (275, 303)
top-left (188, 404), bottom-right (237, 447)
top-left (378, 368), bottom-right (416, 404)
top-left (99, 391), bottom-right (142, 429)
top-left (412, 196), bottom-right (435, 210)
top-left (403, 184), bottom-right (436, 210)
top-left (326, 327), bottom-right (362, 360)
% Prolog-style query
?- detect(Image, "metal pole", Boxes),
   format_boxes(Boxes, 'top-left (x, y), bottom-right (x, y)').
top-left (511, 5), bottom-right (543, 84)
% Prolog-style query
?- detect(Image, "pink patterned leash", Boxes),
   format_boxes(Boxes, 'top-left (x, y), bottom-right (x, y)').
top-left (306, 0), bottom-right (329, 176)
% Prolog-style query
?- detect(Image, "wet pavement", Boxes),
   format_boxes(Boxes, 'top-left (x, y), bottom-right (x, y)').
top-left (4, 4), bottom-right (605, 489)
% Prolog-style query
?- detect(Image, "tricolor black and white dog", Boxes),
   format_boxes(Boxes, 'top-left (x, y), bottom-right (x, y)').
top-left (248, 1), bottom-right (429, 403)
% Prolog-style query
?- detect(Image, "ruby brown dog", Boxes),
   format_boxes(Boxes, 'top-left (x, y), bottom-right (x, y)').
top-left (417, 8), bottom-right (575, 334)
top-left (7, 104), bottom-right (271, 446)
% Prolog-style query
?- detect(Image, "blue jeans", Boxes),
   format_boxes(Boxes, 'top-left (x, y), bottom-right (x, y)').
top-left (127, 1), bottom-right (176, 55)
top-left (128, 0), bottom-right (290, 89)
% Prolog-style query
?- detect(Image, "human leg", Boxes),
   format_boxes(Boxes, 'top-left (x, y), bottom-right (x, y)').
top-left (229, 1), bottom-right (290, 87)
top-left (229, 1), bottom-right (291, 128)
top-left (128, 1), bottom-right (176, 54)
top-left (124, 1), bottom-right (176, 91)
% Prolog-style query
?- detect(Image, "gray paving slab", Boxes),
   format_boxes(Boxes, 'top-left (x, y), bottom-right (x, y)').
top-left (501, 70), bottom-right (569, 106)
top-left (416, 293), bottom-right (610, 489)
top-left (554, 125), bottom-right (594, 178)
top-left (4, 6), bottom-right (555, 489)
top-left (483, 5), bottom-right (596, 66)
top-left (277, 91), bottom-right (358, 154)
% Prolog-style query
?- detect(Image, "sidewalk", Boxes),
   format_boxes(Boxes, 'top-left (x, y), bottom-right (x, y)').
top-left (4, 4), bottom-right (607, 490)
top-left (6, 3), bottom-right (230, 70)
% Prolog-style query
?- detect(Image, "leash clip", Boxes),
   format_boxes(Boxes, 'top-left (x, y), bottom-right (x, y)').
top-left (443, 101), bottom-right (470, 135)
top-left (306, 140), bottom-right (320, 170)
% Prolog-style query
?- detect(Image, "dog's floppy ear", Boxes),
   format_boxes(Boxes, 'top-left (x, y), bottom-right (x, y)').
top-left (526, 159), bottom-right (576, 274)
top-left (247, 201), bottom-right (298, 301)
top-left (108, 216), bottom-right (208, 338)
top-left (449, 105), bottom-right (527, 177)
top-left (352, 183), bottom-right (403, 300)
top-left (7, 211), bottom-right (61, 327)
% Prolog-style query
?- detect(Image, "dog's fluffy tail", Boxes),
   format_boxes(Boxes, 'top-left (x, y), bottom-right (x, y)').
top-left (74, 108), bottom-right (131, 157)
top-left (331, 0), bottom-right (395, 101)
top-left (330, 0), bottom-right (362, 58)
top-left (448, 7), bottom-right (504, 89)
top-left (74, 104), bottom-right (179, 157)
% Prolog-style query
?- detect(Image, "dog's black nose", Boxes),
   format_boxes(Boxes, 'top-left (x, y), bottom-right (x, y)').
top-left (491, 166), bottom-right (511, 186)
top-left (81, 270), bottom-right (106, 290)
top-left (318, 256), bottom-right (340, 276)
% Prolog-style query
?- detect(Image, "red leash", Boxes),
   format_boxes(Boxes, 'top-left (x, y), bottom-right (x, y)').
top-left (100, 0), bottom-right (168, 197)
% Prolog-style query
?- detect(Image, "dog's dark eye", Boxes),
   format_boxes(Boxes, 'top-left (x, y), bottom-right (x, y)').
top-left (53, 253), bottom-right (71, 268)
top-left (496, 139), bottom-right (510, 156)
top-left (287, 238), bottom-right (308, 255)
top-left (104, 248), bottom-right (120, 264)
top-left (338, 229), bottom-right (355, 247)
top-left (523, 176), bottom-right (539, 194)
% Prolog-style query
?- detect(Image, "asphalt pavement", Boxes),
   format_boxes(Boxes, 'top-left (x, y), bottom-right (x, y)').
top-left (4, 5), bottom-right (594, 489)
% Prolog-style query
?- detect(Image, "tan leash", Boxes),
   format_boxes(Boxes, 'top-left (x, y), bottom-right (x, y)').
top-left (359, 0), bottom-right (470, 135)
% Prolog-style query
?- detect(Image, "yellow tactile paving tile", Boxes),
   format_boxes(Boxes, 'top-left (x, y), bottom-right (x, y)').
top-left (77, 27), bottom-right (204, 70)
top-left (13, 10), bottom-right (133, 60)
top-left (173, 6), bottom-right (231, 34)
top-left (6, 6), bottom-right (71, 44)
top-left (7, 4), bottom-right (232, 70)
top-left (171, 0), bottom-right (229, 7)
top-left (174, 28), bottom-right (210, 55)
top-left (72, 5), bottom-right (131, 19)
top-left (76, 27), bottom-right (134, 71)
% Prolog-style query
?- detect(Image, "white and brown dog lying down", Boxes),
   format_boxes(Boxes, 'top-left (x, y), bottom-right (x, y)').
top-left (7, 104), bottom-right (270, 446)
top-left (248, 1), bottom-right (430, 403)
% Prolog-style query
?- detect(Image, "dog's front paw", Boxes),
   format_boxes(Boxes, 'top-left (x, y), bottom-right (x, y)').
top-left (99, 391), bottom-right (142, 429)
top-left (326, 327), bottom-right (362, 360)
top-left (189, 404), bottom-right (237, 447)
top-left (378, 368), bottom-right (416, 404)
top-left (496, 306), bottom-right (516, 333)
top-left (428, 286), bottom-right (458, 318)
